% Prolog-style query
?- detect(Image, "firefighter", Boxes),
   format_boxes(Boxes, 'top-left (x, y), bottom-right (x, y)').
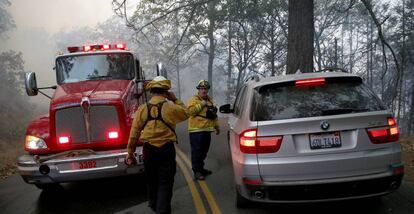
top-left (126, 76), bottom-right (188, 214)
top-left (187, 80), bottom-right (220, 180)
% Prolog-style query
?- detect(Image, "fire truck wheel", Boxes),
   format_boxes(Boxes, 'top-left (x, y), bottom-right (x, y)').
top-left (35, 183), bottom-right (62, 191)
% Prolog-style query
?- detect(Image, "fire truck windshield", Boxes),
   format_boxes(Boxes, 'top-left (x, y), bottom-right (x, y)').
top-left (56, 53), bottom-right (135, 84)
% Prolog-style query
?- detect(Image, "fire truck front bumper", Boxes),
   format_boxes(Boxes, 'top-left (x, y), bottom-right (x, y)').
top-left (17, 147), bottom-right (144, 185)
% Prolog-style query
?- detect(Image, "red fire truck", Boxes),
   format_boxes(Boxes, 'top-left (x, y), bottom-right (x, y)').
top-left (17, 44), bottom-right (146, 190)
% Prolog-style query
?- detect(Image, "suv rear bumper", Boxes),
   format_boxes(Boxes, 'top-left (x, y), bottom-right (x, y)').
top-left (17, 147), bottom-right (144, 185)
top-left (238, 171), bottom-right (404, 203)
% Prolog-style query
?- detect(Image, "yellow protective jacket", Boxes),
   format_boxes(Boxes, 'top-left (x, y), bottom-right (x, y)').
top-left (187, 94), bottom-right (219, 133)
top-left (127, 95), bottom-right (189, 154)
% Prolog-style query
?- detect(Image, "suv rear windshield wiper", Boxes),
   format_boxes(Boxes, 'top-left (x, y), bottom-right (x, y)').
top-left (87, 75), bottom-right (112, 80)
top-left (321, 108), bottom-right (368, 116)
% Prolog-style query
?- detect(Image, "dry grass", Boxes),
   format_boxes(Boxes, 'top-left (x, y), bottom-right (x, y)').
top-left (400, 137), bottom-right (414, 183)
top-left (0, 140), bottom-right (24, 180)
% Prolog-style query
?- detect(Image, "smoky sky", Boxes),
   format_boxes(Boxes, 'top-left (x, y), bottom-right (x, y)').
top-left (1, 0), bottom-right (115, 108)
top-left (7, 0), bottom-right (114, 33)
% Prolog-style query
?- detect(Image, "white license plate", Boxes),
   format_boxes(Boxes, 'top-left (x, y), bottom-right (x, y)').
top-left (309, 132), bottom-right (341, 150)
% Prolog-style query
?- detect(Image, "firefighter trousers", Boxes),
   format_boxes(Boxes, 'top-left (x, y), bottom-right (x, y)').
top-left (143, 142), bottom-right (176, 214)
top-left (189, 131), bottom-right (211, 173)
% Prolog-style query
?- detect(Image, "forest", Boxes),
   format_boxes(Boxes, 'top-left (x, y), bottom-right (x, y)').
top-left (0, 0), bottom-right (413, 139)
top-left (110, 0), bottom-right (414, 134)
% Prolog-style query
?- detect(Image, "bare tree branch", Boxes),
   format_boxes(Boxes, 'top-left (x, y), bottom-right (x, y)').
top-left (360, 0), bottom-right (401, 103)
top-left (167, 6), bottom-right (197, 64)
top-left (134, 0), bottom-right (211, 35)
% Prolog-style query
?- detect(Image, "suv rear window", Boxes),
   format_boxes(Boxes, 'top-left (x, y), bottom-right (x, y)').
top-left (251, 78), bottom-right (385, 121)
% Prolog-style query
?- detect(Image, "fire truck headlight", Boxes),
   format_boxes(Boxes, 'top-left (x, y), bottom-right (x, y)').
top-left (25, 135), bottom-right (48, 150)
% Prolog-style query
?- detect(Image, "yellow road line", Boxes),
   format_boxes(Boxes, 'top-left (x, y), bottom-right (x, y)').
top-left (176, 155), bottom-right (206, 214)
top-left (176, 147), bottom-right (222, 214)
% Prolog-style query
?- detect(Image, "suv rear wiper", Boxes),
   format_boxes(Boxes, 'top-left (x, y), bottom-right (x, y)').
top-left (87, 75), bottom-right (112, 80)
top-left (321, 108), bottom-right (368, 116)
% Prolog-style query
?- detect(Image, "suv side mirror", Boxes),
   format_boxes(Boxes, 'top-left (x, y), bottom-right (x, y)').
top-left (25, 72), bottom-right (38, 96)
top-left (219, 104), bottom-right (233, 114)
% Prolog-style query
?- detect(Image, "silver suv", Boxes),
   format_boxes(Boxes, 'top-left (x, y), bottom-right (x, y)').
top-left (219, 72), bottom-right (404, 207)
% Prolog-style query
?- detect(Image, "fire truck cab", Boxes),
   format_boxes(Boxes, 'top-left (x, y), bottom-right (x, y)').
top-left (18, 44), bottom-right (146, 189)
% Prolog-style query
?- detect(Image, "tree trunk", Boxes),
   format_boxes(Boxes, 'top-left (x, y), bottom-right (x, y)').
top-left (397, 0), bottom-right (406, 128)
top-left (286, 0), bottom-right (314, 74)
top-left (334, 38), bottom-right (338, 68)
top-left (315, 33), bottom-right (322, 71)
top-left (348, 13), bottom-right (353, 73)
top-left (270, 20), bottom-right (276, 76)
top-left (366, 17), bottom-right (370, 86)
top-left (175, 10), bottom-right (181, 99)
top-left (369, 20), bottom-right (373, 88)
top-left (207, 1), bottom-right (216, 96)
top-left (227, 19), bottom-right (232, 103)
top-left (409, 82), bottom-right (414, 134)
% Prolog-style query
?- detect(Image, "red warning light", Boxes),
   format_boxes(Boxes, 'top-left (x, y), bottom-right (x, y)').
top-left (83, 45), bottom-right (92, 52)
top-left (103, 44), bottom-right (111, 50)
top-left (58, 136), bottom-right (70, 144)
top-left (107, 131), bottom-right (119, 140)
top-left (115, 43), bottom-right (126, 50)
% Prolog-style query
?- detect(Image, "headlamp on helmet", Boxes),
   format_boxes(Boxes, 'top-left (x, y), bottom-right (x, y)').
top-left (145, 76), bottom-right (171, 90)
top-left (196, 80), bottom-right (210, 89)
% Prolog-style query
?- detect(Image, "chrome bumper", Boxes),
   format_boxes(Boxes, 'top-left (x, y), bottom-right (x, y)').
top-left (17, 147), bottom-right (144, 185)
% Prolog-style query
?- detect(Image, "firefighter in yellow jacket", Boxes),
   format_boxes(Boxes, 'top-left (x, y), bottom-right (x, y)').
top-left (126, 76), bottom-right (188, 214)
top-left (187, 80), bottom-right (220, 180)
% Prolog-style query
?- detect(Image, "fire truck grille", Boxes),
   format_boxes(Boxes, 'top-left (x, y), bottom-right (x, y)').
top-left (55, 106), bottom-right (120, 144)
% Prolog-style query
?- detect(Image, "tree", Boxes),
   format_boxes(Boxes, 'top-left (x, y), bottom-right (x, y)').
top-left (261, 0), bottom-right (288, 76)
top-left (286, 0), bottom-right (314, 74)
top-left (0, 0), bottom-right (14, 38)
top-left (231, 0), bottom-right (266, 90)
top-left (0, 1), bottom-right (34, 140)
top-left (391, 0), bottom-right (414, 133)
top-left (113, 0), bottom-right (226, 96)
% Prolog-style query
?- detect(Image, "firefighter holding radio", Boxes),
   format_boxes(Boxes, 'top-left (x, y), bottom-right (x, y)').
top-left (187, 80), bottom-right (220, 180)
top-left (126, 76), bottom-right (188, 214)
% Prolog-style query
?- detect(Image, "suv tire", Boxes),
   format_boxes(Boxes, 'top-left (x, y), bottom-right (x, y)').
top-left (236, 189), bottom-right (251, 208)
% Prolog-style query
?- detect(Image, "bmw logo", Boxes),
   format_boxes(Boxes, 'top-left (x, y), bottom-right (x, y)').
top-left (320, 121), bottom-right (330, 130)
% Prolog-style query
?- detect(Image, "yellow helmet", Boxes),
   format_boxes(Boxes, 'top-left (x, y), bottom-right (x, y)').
top-left (145, 76), bottom-right (171, 90)
top-left (196, 80), bottom-right (210, 89)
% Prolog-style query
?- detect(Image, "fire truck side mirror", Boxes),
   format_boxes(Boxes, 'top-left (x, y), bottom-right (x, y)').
top-left (25, 72), bottom-right (39, 96)
top-left (156, 63), bottom-right (167, 78)
top-left (156, 63), bottom-right (162, 76)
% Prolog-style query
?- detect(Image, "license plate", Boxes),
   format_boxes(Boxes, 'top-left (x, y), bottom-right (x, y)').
top-left (309, 132), bottom-right (341, 150)
top-left (79, 160), bottom-right (97, 169)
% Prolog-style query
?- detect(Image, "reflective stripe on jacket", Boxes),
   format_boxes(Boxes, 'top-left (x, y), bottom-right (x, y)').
top-left (127, 95), bottom-right (189, 154)
top-left (187, 94), bottom-right (219, 133)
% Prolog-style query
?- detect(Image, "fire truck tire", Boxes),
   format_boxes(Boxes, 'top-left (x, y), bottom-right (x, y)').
top-left (35, 183), bottom-right (62, 191)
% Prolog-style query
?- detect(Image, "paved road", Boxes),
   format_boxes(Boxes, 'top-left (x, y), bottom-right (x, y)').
top-left (1, 120), bottom-right (414, 214)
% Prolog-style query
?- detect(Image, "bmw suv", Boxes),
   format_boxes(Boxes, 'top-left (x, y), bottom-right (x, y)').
top-left (219, 71), bottom-right (404, 207)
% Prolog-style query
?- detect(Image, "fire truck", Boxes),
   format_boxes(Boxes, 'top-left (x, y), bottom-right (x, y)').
top-left (17, 43), bottom-right (146, 190)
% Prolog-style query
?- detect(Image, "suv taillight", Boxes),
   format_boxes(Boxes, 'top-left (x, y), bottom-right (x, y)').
top-left (295, 78), bottom-right (325, 87)
top-left (239, 129), bottom-right (283, 154)
top-left (366, 117), bottom-right (399, 144)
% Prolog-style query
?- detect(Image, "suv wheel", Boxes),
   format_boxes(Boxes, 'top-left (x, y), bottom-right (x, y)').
top-left (236, 189), bottom-right (251, 208)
